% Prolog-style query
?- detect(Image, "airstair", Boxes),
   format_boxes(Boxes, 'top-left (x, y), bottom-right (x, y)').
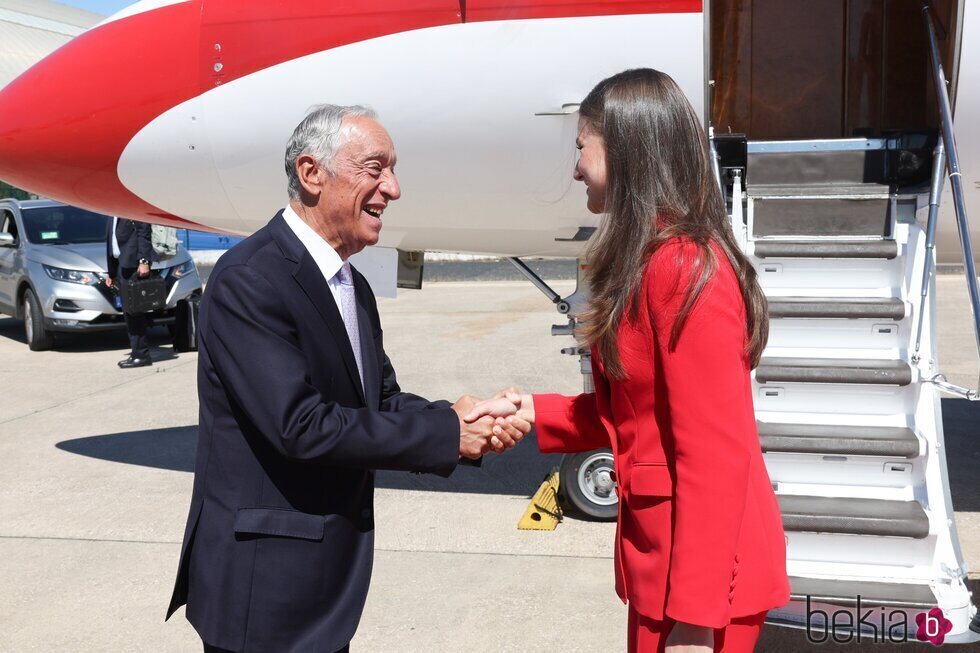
top-left (705, 7), bottom-right (980, 641)
top-left (729, 136), bottom-right (977, 642)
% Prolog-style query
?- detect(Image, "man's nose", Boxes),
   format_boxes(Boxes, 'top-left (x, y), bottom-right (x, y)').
top-left (573, 166), bottom-right (584, 182)
top-left (382, 170), bottom-right (401, 201)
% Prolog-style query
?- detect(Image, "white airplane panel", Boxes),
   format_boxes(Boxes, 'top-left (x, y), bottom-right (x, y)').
top-left (119, 13), bottom-right (705, 256)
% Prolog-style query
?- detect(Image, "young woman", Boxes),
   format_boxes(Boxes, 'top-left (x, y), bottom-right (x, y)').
top-left (470, 69), bottom-right (790, 652)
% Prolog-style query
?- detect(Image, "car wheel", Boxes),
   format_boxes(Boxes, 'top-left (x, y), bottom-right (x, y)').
top-left (23, 289), bottom-right (53, 351)
top-left (559, 449), bottom-right (618, 521)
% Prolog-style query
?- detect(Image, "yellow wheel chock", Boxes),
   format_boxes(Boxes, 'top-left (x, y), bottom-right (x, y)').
top-left (518, 468), bottom-right (563, 530)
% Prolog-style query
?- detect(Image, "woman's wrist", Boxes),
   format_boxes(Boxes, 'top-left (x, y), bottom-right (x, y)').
top-left (518, 393), bottom-right (535, 423)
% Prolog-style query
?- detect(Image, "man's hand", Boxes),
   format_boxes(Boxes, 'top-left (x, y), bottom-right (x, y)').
top-left (137, 262), bottom-right (151, 278)
top-left (452, 395), bottom-right (531, 458)
top-left (105, 277), bottom-right (115, 288)
top-left (664, 620), bottom-right (713, 653)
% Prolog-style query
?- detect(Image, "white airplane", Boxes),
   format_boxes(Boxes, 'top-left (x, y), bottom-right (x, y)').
top-left (0, 0), bottom-right (978, 643)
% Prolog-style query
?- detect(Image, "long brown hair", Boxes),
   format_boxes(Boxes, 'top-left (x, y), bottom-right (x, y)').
top-left (576, 68), bottom-right (768, 378)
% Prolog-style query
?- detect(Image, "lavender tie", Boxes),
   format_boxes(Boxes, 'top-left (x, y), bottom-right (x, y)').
top-left (337, 262), bottom-right (364, 391)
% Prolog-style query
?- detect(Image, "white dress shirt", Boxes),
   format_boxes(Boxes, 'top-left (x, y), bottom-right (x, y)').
top-left (282, 204), bottom-right (345, 313)
top-left (111, 216), bottom-right (121, 258)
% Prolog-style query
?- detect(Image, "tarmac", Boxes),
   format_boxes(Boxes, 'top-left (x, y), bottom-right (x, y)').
top-left (0, 271), bottom-right (978, 652)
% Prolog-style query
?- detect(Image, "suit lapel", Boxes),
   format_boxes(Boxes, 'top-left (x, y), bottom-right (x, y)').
top-left (271, 214), bottom-right (366, 405)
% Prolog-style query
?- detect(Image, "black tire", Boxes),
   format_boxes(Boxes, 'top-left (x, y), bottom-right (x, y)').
top-left (559, 449), bottom-right (618, 521)
top-left (166, 323), bottom-right (178, 338)
top-left (22, 289), bottom-right (53, 351)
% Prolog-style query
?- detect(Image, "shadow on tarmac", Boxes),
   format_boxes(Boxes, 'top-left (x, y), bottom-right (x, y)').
top-left (57, 425), bottom-right (199, 473)
top-left (55, 425), bottom-right (562, 497)
top-left (54, 401), bottom-right (980, 508)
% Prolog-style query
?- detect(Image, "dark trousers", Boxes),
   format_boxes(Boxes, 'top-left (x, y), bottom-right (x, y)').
top-left (116, 267), bottom-right (150, 359)
top-left (204, 644), bottom-right (349, 653)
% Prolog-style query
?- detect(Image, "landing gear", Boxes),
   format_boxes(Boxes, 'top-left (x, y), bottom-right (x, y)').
top-left (559, 449), bottom-right (617, 521)
top-left (507, 255), bottom-right (619, 522)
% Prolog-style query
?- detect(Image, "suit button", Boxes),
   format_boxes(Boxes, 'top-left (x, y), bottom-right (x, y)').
top-left (735, 553), bottom-right (741, 564)
top-left (361, 509), bottom-right (372, 519)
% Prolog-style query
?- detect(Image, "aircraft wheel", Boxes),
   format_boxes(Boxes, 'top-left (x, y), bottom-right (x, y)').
top-left (559, 449), bottom-right (618, 521)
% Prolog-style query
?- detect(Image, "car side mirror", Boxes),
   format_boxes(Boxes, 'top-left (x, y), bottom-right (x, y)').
top-left (0, 232), bottom-right (15, 247)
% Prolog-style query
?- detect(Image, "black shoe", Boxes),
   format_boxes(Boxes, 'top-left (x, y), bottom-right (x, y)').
top-left (118, 356), bottom-right (152, 369)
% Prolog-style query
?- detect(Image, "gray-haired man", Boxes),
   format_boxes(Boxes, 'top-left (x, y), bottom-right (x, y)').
top-left (166, 105), bottom-right (529, 652)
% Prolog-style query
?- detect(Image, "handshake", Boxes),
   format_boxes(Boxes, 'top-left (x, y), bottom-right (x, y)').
top-left (451, 387), bottom-right (536, 459)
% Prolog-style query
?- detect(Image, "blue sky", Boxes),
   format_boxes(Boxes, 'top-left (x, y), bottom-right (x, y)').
top-left (57, 0), bottom-right (138, 16)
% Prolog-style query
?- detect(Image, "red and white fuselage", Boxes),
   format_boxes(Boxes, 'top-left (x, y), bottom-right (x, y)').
top-left (0, 0), bottom-right (703, 257)
top-left (0, 0), bottom-right (976, 261)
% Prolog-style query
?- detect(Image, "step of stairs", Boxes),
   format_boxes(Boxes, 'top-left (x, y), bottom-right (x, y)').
top-left (777, 495), bottom-right (930, 539)
top-left (753, 240), bottom-right (899, 259)
top-left (758, 422), bottom-right (919, 458)
top-left (756, 358), bottom-right (913, 385)
top-left (752, 196), bottom-right (891, 238)
top-left (789, 576), bottom-right (936, 608)
top-left (768, 297), bottom-right (906, 320)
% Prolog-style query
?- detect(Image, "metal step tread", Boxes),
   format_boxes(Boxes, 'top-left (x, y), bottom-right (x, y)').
top-left (749, 183), bottom-right (890, 198)
top-left (768, 296), bottom-right (906, 320)
top-left (758, 422), bottom-right (919, 458)
top-left (778, 495), bottom-right (929, 539)
top-left (753, 240), bottom-right (898, 259)
top-left (756, 358), bottom-right (913, 386)
top-left (789, 576), bottom-right (936, 608)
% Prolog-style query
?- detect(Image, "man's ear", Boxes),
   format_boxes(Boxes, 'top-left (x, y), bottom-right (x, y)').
top-left (296, 154), bottom-right (324, 199)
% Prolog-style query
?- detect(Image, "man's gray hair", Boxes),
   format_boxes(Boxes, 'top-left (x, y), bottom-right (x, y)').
top-left (284, 104), bottom-right (377, 200)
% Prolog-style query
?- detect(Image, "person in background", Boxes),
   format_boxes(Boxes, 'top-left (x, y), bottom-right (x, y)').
top-left (468, 69), bottom-right (790, 652)
top-left (106, 216), bottom-right (154, 368)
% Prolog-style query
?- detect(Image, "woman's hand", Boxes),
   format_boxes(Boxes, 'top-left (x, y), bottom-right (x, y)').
top-left (464, 391), bottom-right (535, 425)
top-left (664, 621), bottom-right (714, 653)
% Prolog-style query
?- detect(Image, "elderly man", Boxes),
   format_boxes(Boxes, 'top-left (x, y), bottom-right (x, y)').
top-left (166, 105), bottom-right (527, 652)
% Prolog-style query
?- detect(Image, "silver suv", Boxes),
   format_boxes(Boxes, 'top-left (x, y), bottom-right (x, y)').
top-left (0, 199), bottom-right (202, 350)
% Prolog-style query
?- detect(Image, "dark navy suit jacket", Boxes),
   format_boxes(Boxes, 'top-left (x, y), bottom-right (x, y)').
top-left (106, 217), bottom-right (153, 278)
top-left (166, 212), bottom-right (460, 651)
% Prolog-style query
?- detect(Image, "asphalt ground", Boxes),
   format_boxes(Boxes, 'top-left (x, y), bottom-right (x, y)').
top-left (0, 272), bottom-right (978, 651)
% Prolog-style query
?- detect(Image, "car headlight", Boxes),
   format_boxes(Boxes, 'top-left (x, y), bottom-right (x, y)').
top-left (43, 264), bottom-right (101, 285)
top-left (168, 259), bottom-right (196, 279)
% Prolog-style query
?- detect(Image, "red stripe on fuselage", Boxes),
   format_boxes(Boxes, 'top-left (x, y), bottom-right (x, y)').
top-left (0, 0), bottom-right (700, 226)
top-left (464, 0), bottom-right (701, 22)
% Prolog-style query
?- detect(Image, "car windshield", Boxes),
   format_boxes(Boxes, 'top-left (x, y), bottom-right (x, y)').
top-left (22, 206), bottom-right (110, 245)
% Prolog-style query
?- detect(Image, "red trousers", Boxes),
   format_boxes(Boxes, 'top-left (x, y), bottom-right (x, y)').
top-left (628, 606), bottom-right (767, 653)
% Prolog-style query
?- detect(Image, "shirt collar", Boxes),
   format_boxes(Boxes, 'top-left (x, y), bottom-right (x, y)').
top-left (282, 204), bottom-right (344, 282)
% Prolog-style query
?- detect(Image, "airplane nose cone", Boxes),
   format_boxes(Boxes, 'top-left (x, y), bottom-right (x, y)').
top-left (0, 0), bottom-right (202, 223)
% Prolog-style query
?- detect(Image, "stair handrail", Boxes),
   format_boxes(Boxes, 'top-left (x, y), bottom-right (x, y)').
top-left (922, 2), bottom-right (980, 399)
top-left (912, 141), bottom-right (945, 363)
top-left (708, 127), bottom-right (725, 200)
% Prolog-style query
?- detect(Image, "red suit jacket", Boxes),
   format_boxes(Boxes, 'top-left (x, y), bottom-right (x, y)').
top-left (533, 239), bottom-right (790, 629)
